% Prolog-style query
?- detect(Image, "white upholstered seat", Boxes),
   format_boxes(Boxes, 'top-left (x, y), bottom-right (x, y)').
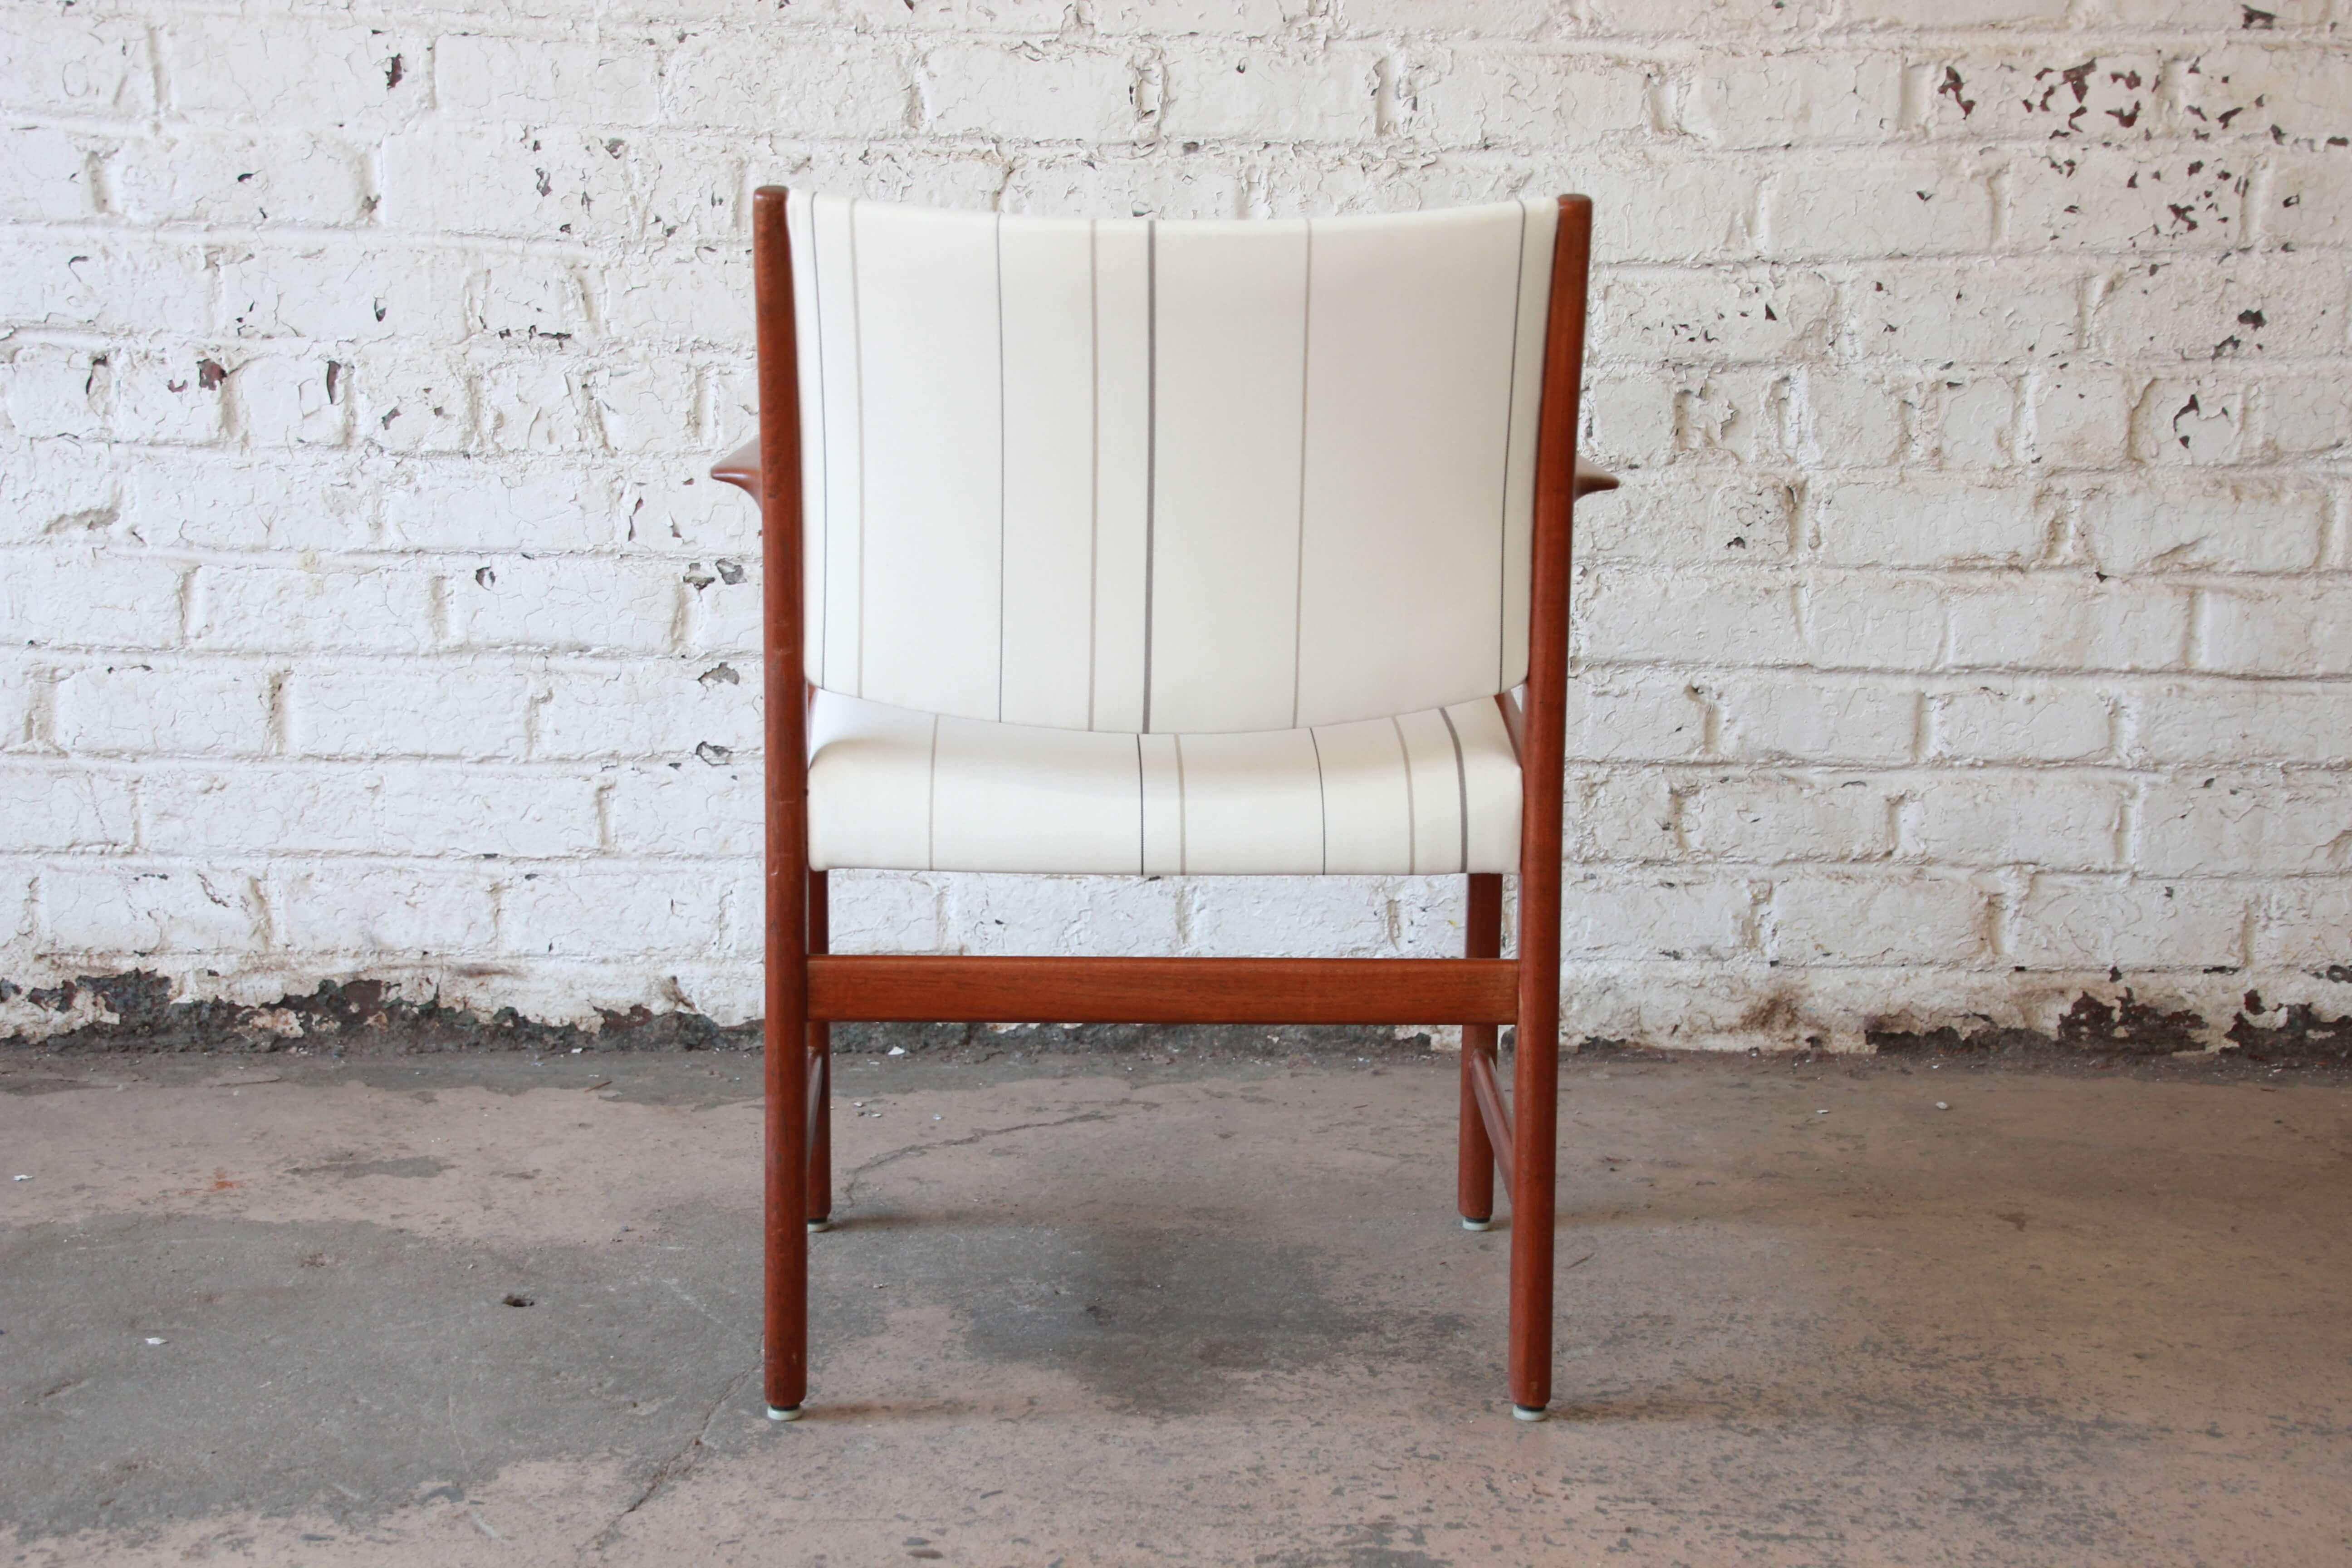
top-left (809, 688), bottom-right (1523, 877)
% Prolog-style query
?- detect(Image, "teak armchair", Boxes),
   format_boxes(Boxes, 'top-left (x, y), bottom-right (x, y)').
top-left (714, 187), bottom-right (1615, 1421)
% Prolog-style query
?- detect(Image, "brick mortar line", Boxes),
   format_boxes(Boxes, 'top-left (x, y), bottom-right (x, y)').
top-left (13, 543), bottom-right (2352, 569)
top-left (10, 852), bottom-right (2352, 884)
top-left (19, 328), bottom-right (2352, 369)
top-left (7, 140), bottom-right (2334, 166)
top-left (19, 643), bottom-right (2352, 676)
top-left (13, 760), bottom-right (2352, 783)
top-left (41, 25), bottom-right (2352, 51)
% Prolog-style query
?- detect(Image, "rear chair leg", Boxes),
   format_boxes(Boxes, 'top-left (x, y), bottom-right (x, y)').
top-left (764, 946), bottom-right (810, 1421)
top-left (762, 858), bottom-right (812, 1423)
top-left (1457, 873), bottom-right (1502, 1230)
top-left (751, 183), bottom-right (813, 1424)
top-left (807, 869), bottom-right (833, 1233)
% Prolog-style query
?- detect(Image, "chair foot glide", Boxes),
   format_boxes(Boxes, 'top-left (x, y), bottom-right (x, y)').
top-left (1460, 1215), bottom-right (1495, 1231)
top-left (1511, 1404), bottom-right (1549, 1423)
top-left (767, 1404), bottom-right (804, 1422)
top-left (806, 1216), bottom-right (833, 1233)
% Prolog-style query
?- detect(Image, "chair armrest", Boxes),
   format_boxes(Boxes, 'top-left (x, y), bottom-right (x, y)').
top-left (718, 432), bottom-right (1612, 505)
top-left (712, 436), bottom-right (762, 499)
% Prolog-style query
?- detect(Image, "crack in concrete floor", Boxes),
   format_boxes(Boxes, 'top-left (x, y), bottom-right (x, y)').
top-left (838, 1105), bottom-right (1127, 1214)
top-left (587, 1355), bottom-right (759, 1558)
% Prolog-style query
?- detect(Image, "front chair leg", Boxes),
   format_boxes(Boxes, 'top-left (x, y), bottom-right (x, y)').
top-left (1458, 873), bottom-right (1502, 1230)
top-left (1506, 981), bottom-right (1561, 1421)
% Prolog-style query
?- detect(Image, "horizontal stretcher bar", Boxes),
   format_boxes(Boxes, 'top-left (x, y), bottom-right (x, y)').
top-left (805, 956), bottom-right (1519, 1026)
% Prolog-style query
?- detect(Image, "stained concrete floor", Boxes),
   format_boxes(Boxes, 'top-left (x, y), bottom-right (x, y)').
top-left (2, 1041), bottom-right (2349, 1567)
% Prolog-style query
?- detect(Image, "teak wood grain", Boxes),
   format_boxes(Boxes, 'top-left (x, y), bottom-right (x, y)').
top-left (807, 956), bottom-right (1519, 1025)
top-left (751, 187), bottom-right (810, 1416)
top-left (1466, 1044), bottom-right (1516, 1193)
top-left (1504, 192), bottom-right (1593, 1415)
top-left (1457, 871), bottom-right (1504, 1224)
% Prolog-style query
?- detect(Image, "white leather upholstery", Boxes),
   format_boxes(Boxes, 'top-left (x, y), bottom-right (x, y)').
top-left (784, 191), bottom-right (1557, 735)
top-left (808, 689), bottom-right (1524, 877)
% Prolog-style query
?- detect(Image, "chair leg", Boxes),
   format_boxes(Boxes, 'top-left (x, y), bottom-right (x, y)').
top-left (806, 870), bottom-right (833, 1232)
top-left (764, 885), bottom-right (811, 1421)
top-left (1457, 873), bottom-right (1502, 1230)
top-left (1506, 955), bottom-right (1561, 1421)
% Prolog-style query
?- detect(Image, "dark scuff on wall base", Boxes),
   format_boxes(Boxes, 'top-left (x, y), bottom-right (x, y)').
top-left (2, 971), bottom-right (1422, 1062)
top-left (5, 973), bottom-right (758, 1056)
top-left (9, 972), bottom-right (2352, 1070)
top-left (1871, 988), bottom-right (2352, 1069)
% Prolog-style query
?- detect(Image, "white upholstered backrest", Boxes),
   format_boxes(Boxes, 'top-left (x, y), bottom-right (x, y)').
top-left (786, 191), bottom-right (1558, 734)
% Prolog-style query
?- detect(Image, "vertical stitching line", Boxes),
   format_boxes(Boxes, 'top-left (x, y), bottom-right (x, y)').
top-left (848, 197), bottom-right (867, 697)
top-left (1134, 732), bottom-right (1145, 874)
top-left (1088, 221), bottom-right (1101, 732)
top-left (925, 714), bottom-right (940, 872)
top-left (1499, 200), bottom-right (1528, 696)
top-left (1290, 220), bottom-right (1313, 730)
top-left (1142, 219), bottom-right (1157, 735)
top-left (1392, 715), bottom-right (1416, 876)
top-left (1308, 725), bottom-right (1327, 874)
top-left (1440, 705), bottom-right (1470, 875)
top-left (809, 194), bottom-right (832, 689)
top-left (1173, 732), bottom-right (1187, 875)
top-left (995, 211), bottom-right (1007, 722)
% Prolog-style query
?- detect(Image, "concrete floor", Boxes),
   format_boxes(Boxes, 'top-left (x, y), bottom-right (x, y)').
top-left (3, 1042), bottom-right (2349, 1567)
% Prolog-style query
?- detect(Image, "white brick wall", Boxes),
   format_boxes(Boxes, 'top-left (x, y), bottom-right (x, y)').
top-left (5, 0), bottom-right (2350, 1051)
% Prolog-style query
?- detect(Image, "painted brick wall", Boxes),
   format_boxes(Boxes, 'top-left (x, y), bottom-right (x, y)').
top-left (4, 0), bottom-right (2348, 1050)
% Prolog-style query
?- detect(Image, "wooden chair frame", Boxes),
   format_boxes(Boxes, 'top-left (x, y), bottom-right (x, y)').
top-left (714, 186), bottom-right (1612, 1421)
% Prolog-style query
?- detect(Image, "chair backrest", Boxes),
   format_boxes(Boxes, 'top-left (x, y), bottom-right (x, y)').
top-left (781, 191), bottom-right (1562, 734)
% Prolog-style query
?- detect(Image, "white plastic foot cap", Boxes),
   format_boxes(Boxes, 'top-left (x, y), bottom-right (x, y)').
top-left (807, 1217), bottom-right (834, 1233)
top-left (1511, 1404), bottom-right (1548, 1422)
top-left (1460, 1217), bottom-right (1495, 1232)
top-left (767, 1404), bottom-right (804, 1422)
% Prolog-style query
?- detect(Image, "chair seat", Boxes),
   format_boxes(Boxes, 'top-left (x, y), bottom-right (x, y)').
top-left (809, 689), bottom-right (1523, 876)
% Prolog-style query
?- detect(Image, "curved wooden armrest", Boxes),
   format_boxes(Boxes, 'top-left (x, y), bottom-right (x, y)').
top-left (712, 437), bottom-right (762, 498)
top-left (718, 433), bottom-right (1615, 505)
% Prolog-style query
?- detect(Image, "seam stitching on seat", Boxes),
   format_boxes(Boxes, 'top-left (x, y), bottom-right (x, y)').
top-left (1440, 705), bottom-right (1470, 875)
top-left (1494, 691), bottom-right (1523, 764)
top-left (1173, 732), bottom-right (1187, 875)
top-left (1308, 725), bottom-right (1327, 875)
top-left (1392, 716), bottom-right (1416, 876)
top-left (926, 714), bottom-right (940, 872)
